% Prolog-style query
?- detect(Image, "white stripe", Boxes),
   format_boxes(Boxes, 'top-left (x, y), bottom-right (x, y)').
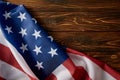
top-left (52, 64), bottom-right (74, 80)
top-left (68, 53), bottom-right (116, 80)
top-left (0, 28), bottom-right (38, 80)
top-left (0, 60), bottom-right (30, 80)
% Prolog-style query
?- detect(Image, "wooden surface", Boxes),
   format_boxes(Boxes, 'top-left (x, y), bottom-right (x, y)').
top-left (6, 0), bottom-right (120, 72)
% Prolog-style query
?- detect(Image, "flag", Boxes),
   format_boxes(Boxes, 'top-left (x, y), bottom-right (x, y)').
top-left (0, 1), bottom-right (120, 80)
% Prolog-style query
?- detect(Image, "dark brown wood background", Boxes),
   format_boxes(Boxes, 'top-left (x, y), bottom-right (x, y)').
top-left (7, 0), bottom-right (120, 72)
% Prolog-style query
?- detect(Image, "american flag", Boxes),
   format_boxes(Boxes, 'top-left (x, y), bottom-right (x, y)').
top-left (0, 1), bottom-right (120, 80)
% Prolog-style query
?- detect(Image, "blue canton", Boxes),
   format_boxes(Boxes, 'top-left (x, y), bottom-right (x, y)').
top-left (0, 1), bottom-right (68, 80)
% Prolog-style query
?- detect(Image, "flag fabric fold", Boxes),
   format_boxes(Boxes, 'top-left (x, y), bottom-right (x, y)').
top-left (0, 1), bottom-right (120, 80)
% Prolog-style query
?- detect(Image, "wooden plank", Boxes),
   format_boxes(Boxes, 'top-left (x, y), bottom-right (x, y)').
top-left (33, 12), bottom-right (120, 32)
top-left (49, 32), bottom-right (120, 52)
top-left (6, 0), bottom-right (120, 12)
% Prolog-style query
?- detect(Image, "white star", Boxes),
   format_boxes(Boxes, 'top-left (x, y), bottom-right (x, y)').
top-left (33, 45), bottom-right (42, 55)
top-left (19, 28), bottom-right (27, 37)
top-left (20, 43), bottom-right (28, 53)
top-left (35, 61), bottom-right (44, 70)
top-left (3, 11), bottom-right (11, 20)
top-left (48, 36), bottom-right (53, 42)
top-left (20, 5), bottom-right (23, 7)
top-left (48, 48), bottom-right (58, 57)
top-left (17, 12), bottom-right (26, 22)
top-left (7, 2), bottom-right (10, 5)
top-left (32, 18), bottom-right (37, 24)
top-left (32, 30), bottom-right (41, 39)
top-left (5, 25), bottom-right (13, 34)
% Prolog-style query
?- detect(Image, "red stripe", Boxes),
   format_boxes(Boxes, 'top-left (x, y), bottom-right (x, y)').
top-left (46, 74), bottom-right (57, 80)
top-left (0, 43), bottom-right (37, 80)
top-left (0, 44), bottom-right (23, 71)
top-left (0, 76), bottom-right (5, 80)
top-left (66, 48), bottom-right (120, 80)
top-left (63, 59), bottom-right (91, 80)
top-left (75, 67), bottom-right (91, 80)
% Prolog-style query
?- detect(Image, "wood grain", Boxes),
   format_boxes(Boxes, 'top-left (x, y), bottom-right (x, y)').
top-left (34, 12), bottom-right (120, 32)
top-left (6, 0), bottom-right (120, 72)
top-left (49, 32), bottom-right (120, 52)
